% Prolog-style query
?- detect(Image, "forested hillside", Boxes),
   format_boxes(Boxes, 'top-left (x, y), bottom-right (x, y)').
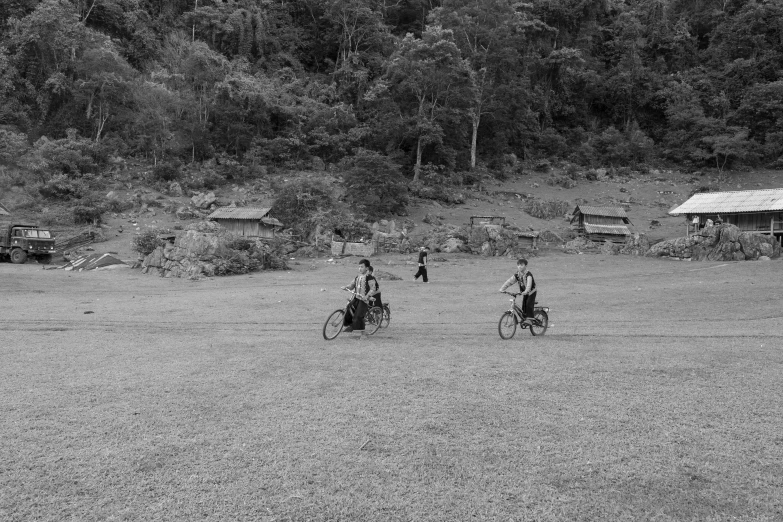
top-left (2, 0), bottom-right (783, 211)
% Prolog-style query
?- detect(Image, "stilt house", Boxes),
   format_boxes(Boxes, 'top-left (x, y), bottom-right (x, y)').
top-left (570, 206), bottom-right (633, 243)
top-left (207, 207), bottom-right (283, 238)
top-left (669, 188), bottom-right (783, 245)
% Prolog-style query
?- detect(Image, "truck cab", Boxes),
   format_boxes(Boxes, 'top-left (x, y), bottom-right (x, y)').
top-left (0, 224), bottom-right (57, 264)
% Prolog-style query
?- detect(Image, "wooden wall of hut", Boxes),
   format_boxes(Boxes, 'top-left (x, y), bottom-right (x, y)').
top-left (722, 212), bottom-right (783, 232)
top-left (215, 220), bottom-right (274, 238)
top-left (587, 233), bottom-right (628, 243)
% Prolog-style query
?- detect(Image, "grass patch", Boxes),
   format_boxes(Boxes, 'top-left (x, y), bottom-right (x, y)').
top-left (1, 256), bottom-right (782, 520)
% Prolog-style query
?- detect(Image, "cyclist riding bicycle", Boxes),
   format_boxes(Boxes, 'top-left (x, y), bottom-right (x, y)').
top-left (499, 258), bottom-right (537, 325)
top-left (341, 258), bottom-right (372, 333)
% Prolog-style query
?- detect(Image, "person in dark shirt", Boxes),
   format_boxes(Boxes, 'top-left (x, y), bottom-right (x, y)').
top-left (366, 266), bottom-right (382, 310)
top-left (499, 258), bottom-right (537, 325)
top-left (413, 246), bottom-right (429, 282)
top-left (341, 258), bottom-right (371, 332)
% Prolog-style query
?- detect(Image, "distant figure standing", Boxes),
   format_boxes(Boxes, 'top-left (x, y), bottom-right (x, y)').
top-left (414, 246), bottom-right (429, 283)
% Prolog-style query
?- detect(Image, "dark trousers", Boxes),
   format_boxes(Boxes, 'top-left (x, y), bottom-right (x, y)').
top-left (414, 266), bottom-right (428, 282)
top-left (343, 298), bottom-right (367, 330)
top-left (370, 292), bottom-right (383, 309)
top-left (521, 291), bottom-right (537, 318)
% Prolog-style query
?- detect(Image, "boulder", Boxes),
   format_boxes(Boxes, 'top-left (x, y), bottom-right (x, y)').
top-left (441, 237), bottom-right (465, 253)
top-left (191, 191), bottom-right (217, 209)
top-left (176, 206), bottom-right (196, 220)
top-left (168, 182), bottom-right (183, 197)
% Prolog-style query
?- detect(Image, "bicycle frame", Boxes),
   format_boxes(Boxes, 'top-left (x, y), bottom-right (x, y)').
top-left (504, 292), bottom-right (549, 326)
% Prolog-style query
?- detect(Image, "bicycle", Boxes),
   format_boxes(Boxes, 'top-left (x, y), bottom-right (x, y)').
top-left (371, 301), bottom-right (391, 328)
top-left (323, 290), bottom-right (383, 340)
top-left (498, 292), bottom-right (549, 340)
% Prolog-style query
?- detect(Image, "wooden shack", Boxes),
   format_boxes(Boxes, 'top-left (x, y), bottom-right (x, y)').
top-left (669, 188), bottom-right (783, 244)
top-left (207, 207), bottom-right (283, 238)
top-left (570, 206), bottom-right (632, 243)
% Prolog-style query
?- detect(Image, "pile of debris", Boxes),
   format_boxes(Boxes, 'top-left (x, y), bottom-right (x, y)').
top-left (140, 222), bottom-right (287, 278)
top-left (647, 223), bottom-right (780, 261)
top-left (60, 253), bottom-right (127, 271)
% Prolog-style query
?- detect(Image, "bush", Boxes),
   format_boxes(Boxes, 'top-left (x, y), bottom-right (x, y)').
top-left (341, 151), bottom-right (408, 219)
top-left (38, 174), bottom-right (88, 200)
top-left (152, 161), bottom-right (181, 182)
top-left (0, 129), bottom-right (30, 165)
top-left (73, 205), bottom-right (103, 225)
top-left (104, 198), bottom-right (133, 213)
top-left (131, 229), bottom-right (166, 256)
top-left (271, 178), bottom-right (335, 238)
top-left (546, 175), bottom-right (577, 189)
top-left (524, 199), bottom-right (571, 220)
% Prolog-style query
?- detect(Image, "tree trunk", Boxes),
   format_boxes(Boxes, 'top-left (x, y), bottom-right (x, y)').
top-left (470, 113), bottom-right (479, 170)
top-left (413, 135), bottom-right (423, 183)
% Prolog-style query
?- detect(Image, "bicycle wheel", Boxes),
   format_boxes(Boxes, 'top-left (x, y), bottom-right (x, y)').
top-left (381, 304), bottom-right (391, 328)
top-left (530, 310), bottom-right (548, 336)
top-left (498, 311), bottom-right (517, 340)
top-left (323, 309), bottom-right (346, 340)
top-left (365, 307), bottom-right (382, 335)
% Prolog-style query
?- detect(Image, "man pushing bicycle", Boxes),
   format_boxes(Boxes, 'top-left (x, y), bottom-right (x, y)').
top-left (499, 258), bottom-right (537, 325)
top-left (341, 258), bottom-right (373, 333)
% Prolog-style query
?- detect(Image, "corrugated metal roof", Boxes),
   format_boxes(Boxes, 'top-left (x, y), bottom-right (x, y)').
top-left (669, 188), bottom-right (783, 215)
top-left (573, 205), bottom-right (629, 218)
top-left (584, 224), bottom-right (631, 235)
top-left (207, 207), bottom-right (271, 220)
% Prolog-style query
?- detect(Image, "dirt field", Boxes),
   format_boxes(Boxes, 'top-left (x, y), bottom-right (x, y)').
top-left (2, 252), bottom-right (782, 521)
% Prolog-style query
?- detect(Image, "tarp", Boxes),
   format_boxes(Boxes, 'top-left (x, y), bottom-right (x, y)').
top-left (62, 253), bottom-right (127, 271)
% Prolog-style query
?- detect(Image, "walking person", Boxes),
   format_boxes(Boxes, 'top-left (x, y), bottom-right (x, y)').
top-left (413, 246), bottom-right (429, 283)
top-left (499, 258), bottom-right (537, 325)
top-left (341, 258), bottom-right (372, 333)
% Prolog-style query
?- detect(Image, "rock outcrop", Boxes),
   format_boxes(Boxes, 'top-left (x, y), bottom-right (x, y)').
top-left (141, 222), bottom-right (287, 278)
top-left (647, 224), bottom-right (780, 261)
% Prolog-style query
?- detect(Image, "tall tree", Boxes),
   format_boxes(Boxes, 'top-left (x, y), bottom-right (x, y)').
top-left (385, 25), bottom-right (470, 181)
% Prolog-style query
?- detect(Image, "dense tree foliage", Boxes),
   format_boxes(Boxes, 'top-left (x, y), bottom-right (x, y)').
top-left (3, 0), bottom-right (783, 212)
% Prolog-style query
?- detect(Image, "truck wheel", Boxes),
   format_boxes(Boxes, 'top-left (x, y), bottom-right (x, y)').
top-left (10, 248), bottom-right (27, 264)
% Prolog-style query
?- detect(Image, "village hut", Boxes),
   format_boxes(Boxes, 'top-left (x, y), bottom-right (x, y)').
top-left (570, 205), bottom-right (633, 242)
top-left (669, 188), bottom-right (783, 245)
top-left (207, 207), bottom-right (283, 238)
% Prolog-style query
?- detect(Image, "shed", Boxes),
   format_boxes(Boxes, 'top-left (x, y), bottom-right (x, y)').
top-left (207, 207), bottom-right (283, 238)
top-left (570, 206), bottom-right (632, 242)
top-left (669, 188), bottom-right (783, 243)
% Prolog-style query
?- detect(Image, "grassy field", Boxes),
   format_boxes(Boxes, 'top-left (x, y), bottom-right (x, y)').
top-left (1, 252), bottom-right (782, 521)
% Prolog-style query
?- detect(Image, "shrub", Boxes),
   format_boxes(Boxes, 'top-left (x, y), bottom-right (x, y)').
top-left (104, 199), bottom-right (133, 213)
top-left (38, 174), bottom-right (88, 200)
top-left (271, 178), bottom-right (335, 238)
top-left (131, 229), bottom-right (166, 256)
top-left (341, 151), bottom-right (408, 219)
top-left (0, 129), bottom-right (30, 165)
top-left (524, 199), bottom-right (571, 220)
top-left (152, 161), bottom-right (181, 182)
top-left (546, 175), bottom-right (577, 189)
top-left (73, 205), bottom-right (103, 225)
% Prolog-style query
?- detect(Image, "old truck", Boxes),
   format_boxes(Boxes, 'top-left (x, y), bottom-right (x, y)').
top-left (0, 223), bottom-right (57, 264)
